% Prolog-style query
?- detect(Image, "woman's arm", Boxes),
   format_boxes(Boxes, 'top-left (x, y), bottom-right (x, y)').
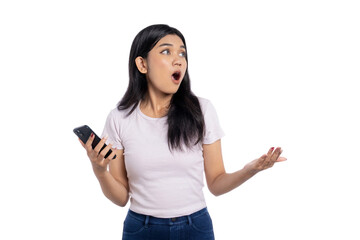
top-left (80, 135), bottom-right (129, 207)
top-left (95, 148), bottom-right (129, 207)
top-left (203, 140), bottom-right (286, 196)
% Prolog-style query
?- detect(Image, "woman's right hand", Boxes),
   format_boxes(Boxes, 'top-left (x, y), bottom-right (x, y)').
top-left (79, 133), bottom-right (116, 176)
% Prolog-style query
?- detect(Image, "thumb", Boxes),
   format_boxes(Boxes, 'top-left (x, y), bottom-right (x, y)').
top-left (276, 157), bottom-right (287, 162)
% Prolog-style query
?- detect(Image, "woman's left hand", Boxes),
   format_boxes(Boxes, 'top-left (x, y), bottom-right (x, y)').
top-left (245, 147), bottom-right (287, 173)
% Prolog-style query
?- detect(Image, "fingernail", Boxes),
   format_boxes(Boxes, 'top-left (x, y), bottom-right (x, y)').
top-left (91, 133), bottom-right (94, 138)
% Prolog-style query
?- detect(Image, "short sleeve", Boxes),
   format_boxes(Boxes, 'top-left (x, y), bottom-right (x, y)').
top-left (201, 98), bottom-right (225, 144)
top-left (101, 109), bottom-right (124, 150)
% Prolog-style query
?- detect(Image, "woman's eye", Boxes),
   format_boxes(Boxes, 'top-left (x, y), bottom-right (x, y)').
top-left (161, 49), bottom-right (186, 57)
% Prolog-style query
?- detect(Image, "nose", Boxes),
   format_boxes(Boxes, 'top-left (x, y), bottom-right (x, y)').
top-left (173, 55), bottom-right (182, 67)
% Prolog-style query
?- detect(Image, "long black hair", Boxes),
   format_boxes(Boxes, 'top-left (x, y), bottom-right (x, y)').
top-left (118, 24), bottom-right (204, 151)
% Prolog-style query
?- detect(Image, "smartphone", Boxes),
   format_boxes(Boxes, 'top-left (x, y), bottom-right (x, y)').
top-left (73, 125), bottom-right (116, 159)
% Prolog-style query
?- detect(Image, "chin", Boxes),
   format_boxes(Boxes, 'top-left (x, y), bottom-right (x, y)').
top-left (171, 85), bottom-right (182, 94)
top-left (161, 85), bottom-right (181, 95)
top-left (165, 89), bottom-right (180, 95)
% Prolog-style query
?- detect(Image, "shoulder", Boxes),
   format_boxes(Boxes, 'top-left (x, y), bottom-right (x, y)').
top-left (197, 96), bottom-right (215, 114)
top-left (107, 105), bottom-right (134, 120)
top-left (103, 106), bottom-right (135, 138)
top-left (104, 106), bottom-right (135, 131)
top-left (197, 96), bottom-right (211, 108)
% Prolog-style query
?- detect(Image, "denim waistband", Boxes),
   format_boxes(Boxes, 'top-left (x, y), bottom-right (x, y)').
top-left (128, 207), bottom-right (208, 226)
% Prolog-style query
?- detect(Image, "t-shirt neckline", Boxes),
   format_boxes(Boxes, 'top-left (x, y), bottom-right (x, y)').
top-left (136, 101), bottom-right (168, 121)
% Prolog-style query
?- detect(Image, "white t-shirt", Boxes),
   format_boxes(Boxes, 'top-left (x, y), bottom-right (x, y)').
top-left (102, 97), bottom-right (225, 218)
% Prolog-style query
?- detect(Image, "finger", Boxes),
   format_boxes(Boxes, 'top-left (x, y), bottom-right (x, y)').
top-left (94, 136), bottom-right (108, 154)
top-left (267, 147), bottom-right (275, 155)
top-left (98, 143), bottom-right (113, 159)
top-left (78, 138), bottom-right (85, 148)
top-left (103, 148), bottom-right (116, 165)
top-left (264, 147), bottom-right (279, 168)
top-left (85, 133), bottom-right (95, 149)
top-left (277, 157), bottom-right (287, 162)
top-left (262, 147), bottom-right (275, 166)
top-left (258, 154), bottom-right (267, 165)
top-left (270, 147), bottom-right (282, 162)
top-left (107, 148), bottom-right (117, 160)
top-left (268, 148), bottom-right (283, 167)
top-left (276, 149), bottom-right (287, 162)
top-left (261, 147), bottom-right (274, 164)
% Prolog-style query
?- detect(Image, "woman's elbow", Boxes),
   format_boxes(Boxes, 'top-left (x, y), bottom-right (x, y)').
top-left (117, 200), bottom-right (128, 207)
top-left (111, 195), bottom-right (129, 207)
top-left (208, 186), bottom-right (224, 197)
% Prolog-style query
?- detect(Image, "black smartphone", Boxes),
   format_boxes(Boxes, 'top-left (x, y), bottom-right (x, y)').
top-left (73, 125), bottom-right (116, 159)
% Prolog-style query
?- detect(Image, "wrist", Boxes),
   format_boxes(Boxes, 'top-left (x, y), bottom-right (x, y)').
top-left (93, 166), bottom-right (108, 178)
top-left (243, 164), bottom-right (260, 176)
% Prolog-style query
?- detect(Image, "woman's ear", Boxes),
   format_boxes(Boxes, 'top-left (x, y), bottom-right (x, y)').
top-left (135, 56), bottom-right (148, 74)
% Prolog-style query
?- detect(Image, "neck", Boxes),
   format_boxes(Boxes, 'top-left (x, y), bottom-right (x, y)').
top-left (141, 89), bottom-right (173, 118)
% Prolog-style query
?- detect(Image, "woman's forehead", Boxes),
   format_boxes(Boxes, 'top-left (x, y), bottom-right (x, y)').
top-left (155, 34), bottom-right (185, 48)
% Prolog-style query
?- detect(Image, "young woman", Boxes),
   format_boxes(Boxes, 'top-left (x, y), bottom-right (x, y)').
top-left (79, 24), bottom-right (287, 240)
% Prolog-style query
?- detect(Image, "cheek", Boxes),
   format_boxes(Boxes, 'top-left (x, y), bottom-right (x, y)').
top-left (157, 58), bottom-right (171, 68)
top-left (148, 58), bottom-right (170, 77)
top-left (148, 54), bottom-right (168, 67)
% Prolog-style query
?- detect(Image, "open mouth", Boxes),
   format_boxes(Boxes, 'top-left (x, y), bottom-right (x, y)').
top-left (172, 71), bottom-right (181, 81)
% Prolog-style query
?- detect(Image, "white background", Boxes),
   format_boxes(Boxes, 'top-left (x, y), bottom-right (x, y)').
top-left (1, 0), bottom-right (359, 239)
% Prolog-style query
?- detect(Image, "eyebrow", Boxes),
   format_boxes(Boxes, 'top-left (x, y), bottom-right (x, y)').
top-left (158, 43), bottom-right (186, 49)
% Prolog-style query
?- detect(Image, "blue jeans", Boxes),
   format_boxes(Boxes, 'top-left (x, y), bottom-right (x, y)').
top-left (122, 207), bottom-right (215, 240)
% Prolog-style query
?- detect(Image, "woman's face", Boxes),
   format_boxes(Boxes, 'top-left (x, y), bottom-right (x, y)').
top-left (137, 34), bottom-right (187, 95)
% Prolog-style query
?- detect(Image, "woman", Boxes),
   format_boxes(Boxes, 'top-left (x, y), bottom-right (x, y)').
top-left (79, 24), bottom-right (287, 240)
